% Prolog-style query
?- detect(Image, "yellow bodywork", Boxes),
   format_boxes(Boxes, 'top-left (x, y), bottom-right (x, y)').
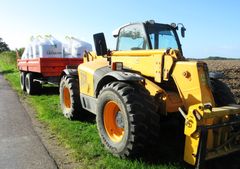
top-left (172, 61), bottom-right (240, 165)
top-left (112, 50), bottom-right (165, 83)
top-left (79, 50), bottom-right (240, 166)
top-left (111, 49), bottom-right (183, 113)
top-left (172, 61), bottom-right (215, 109)
top-left (172, 61), bottom-right (215, 165)
top-left (78, 58), bottom-right (108, 97)
top-left (81, 50), bottom-right (183, 113)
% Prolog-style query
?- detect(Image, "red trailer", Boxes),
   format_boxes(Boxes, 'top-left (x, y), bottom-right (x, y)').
top-left (17, 57), bottom-right (83, 94)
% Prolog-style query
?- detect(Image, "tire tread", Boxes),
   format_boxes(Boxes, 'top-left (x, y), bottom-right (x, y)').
top-left (97, 81), bottom-right (160, 158)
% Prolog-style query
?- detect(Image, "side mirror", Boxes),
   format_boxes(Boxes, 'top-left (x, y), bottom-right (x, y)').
top-left (93, 33), bottom-right (108, 56)
top-left (181, 26), bottom-right (186, 38)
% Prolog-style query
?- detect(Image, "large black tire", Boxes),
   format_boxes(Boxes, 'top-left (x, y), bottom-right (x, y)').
top-left (96, 81), bottom-right (160, 158)
top-left (20, 71), bottom-right (26, 91)
top-left (209, 79), bottom-right (240, 169)
top-left (59, 75), bottom-right (84, 120)
top-left (25, 73), bottom-right (41, 95)
top-left (210, 78), bottom-right (236, 106)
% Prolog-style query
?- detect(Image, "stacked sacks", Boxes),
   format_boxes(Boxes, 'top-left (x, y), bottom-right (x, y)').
top-left (21, 35), bottom-right (92, 59)
top-left (21, 35), bottom-right (63, 59)
top-left (63, 36), bottom-right (92, 58)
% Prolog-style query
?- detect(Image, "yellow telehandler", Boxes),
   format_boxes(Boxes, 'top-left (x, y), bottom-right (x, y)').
top-left (59, 20), bottom-right (240, 169)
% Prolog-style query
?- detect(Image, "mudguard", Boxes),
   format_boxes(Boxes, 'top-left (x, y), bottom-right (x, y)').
top-left (95, 70), bottom-right (144, 96)
top-left (209, 72), bottom-right (223, 79)
top-left (104, 71), bottom-right (144, 81)
top-left (61, 68), bottom-right (78, 77)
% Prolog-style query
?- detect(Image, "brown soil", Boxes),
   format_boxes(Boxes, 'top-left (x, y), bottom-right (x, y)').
top-left (204, 60), bottom-right (240, 104)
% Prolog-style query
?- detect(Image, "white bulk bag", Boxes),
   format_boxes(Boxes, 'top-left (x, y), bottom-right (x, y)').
top-left (38, 35), bottom-right (63, 58)
top-left (72, 38), bottom-right (92, 58)
top-left (64, 37), bottom-right (92, 58)
top-left (62, 36), bottom-right (72, 58)
top-left (21, 46), bottom-right (28, 59)
top-left (21, 45), bottom-right (32, 59)
top-left (31, 36), bottom-right (40, 58)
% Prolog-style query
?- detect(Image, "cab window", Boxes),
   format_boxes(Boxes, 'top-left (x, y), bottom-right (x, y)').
top-left (117, 24), bottom-right (149, 51)
top-left (148, 25), bottom-right (179, 50)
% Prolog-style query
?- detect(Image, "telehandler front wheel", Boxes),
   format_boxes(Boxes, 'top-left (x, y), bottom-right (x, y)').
top-left (59, 75), bottom-right (85, 120)
top-left (96, 81), bottom-right (160, 158)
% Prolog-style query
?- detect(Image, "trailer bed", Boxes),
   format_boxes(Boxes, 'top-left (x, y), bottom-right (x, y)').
top-left (17, 58), bottom-right (83, 77)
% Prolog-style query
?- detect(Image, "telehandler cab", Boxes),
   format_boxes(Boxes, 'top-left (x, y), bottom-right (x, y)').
top-left (59, 20), bottom-right (240, 169)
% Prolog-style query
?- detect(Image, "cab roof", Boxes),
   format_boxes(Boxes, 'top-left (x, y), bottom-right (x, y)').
top-left (112, 20), bottom-right (175, 38)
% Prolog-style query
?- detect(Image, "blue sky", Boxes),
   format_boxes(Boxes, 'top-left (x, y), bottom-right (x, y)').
top-left (0, 0), bottom-right (239, 58)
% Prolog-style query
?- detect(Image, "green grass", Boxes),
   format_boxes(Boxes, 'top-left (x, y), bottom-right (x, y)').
top-left (0, 51), bottom-right (184, 169)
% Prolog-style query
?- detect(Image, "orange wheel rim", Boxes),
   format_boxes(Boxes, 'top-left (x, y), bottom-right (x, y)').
top-left (103, 101), bottom-right (124, 143)
top-left (63, 87), bottom-right (71, 108)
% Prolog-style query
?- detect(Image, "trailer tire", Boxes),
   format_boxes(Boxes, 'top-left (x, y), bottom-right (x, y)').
top-left (25, 73), bottom-right (41, 95)
top-left (96, 81), bottom-right (160, 158)
top-left (59, 75), bottom-right (84, 120)
top-left (210, 78), bottom-right (236, 106)
top-left (20, 71), bottom-right (26, 91)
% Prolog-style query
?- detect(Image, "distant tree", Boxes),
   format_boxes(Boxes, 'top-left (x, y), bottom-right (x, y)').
top-left (15, 48), bottom-right (25, 58)
top-left (0, 38), bottom-right (10, 53)
top-left (208, 56), bottom-right (227, 60)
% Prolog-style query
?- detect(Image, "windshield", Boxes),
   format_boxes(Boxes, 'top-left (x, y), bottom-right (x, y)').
top-left (146, 24), bottom-right (179, 50)
top-left (117, 24), bottom-right (149, 51)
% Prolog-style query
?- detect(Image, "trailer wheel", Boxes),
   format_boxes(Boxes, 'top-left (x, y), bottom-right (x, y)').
top-left (96, 81), bottom-right (160, 158)
top-left (25, 73), bottom-right (41, 95)
top-left (60, 75), bottom-right (84, 120)
top-left (210, 78), bottom-right (236, 106)
top-left (20, 71), bottom-right (26, 91)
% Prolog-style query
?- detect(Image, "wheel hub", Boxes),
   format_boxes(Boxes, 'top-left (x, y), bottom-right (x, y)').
top-left (116, 111), bottom-right (124, 129)
top-left (103, 101), bottom-right (125, 143)
top-left (63, 87), bottom-right (71, 108)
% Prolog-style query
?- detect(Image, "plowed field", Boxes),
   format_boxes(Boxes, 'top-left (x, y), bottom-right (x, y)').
top-left (204, 60), bottom-right (240, 104)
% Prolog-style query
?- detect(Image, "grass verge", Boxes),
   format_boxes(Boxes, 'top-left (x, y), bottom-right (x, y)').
top-left (0, 51), bottom-right (184, 169)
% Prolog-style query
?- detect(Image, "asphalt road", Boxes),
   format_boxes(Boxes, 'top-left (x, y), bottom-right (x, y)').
top-left (0, 74), bottom-right (58, 169)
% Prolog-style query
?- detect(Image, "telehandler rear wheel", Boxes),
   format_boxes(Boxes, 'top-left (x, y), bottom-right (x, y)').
top-left (60, 75), bottom-right (84, 120)
top-left (20, 71), bottom-right (26, 91)
top-left (96, 81), bottom-right (160, 158)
